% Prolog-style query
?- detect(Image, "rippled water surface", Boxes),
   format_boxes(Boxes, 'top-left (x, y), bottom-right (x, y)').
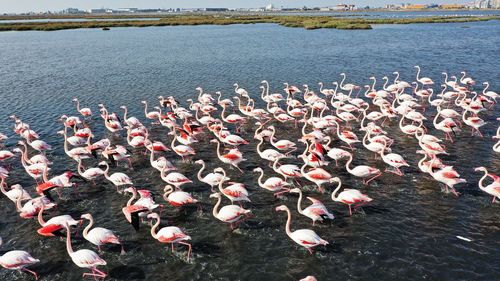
top-left (0, 18), bottom-right (499, 281)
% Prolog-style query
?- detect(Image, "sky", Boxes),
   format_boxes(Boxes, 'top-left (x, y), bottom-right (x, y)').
top-left (0, 1), bottom-right (470, 14)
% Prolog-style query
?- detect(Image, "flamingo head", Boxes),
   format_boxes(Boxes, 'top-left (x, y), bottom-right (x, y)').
top-left (330, 177), bottom-right (341, 183)
top-left (209, 139), bottom-right (219, 144)
top-left (275, 205), bottom-right (288, 212)
top-left (98, 161), bottom-right (108, 167)
top-left (123, 186), bottom-right (136, 194)
top-left (300, 276), bottom-right (318, 281)
top-left (11, 147), bottom-right (22, 153)
top-left (213, 167), bottom-right (224, 174)
top-left (80, 213), bottom-right (92, 220)
top-left (119, 105), bottom-right (126, 109)
top-left (72, 98), bottom-right (78, 102)
top-left (252, 167), bottom-right (262, 173)
top-left (259, 86), bottom-right (264, 89)
top-left (261, 80), bottom-right (267, 84)
top-left (474, 167), bottom-right (487, 172)
top-left (137, 189), bottom-right (152, 198)
top-left (141, 101), bottom-right (147, 104)
top-left (415, 150), bottom-right (426, 155)
top-left (195, 87), bottom-right (203, 91)
top-left (163, 185), bottom-right (174, 193)
top-left (146, 213), bottom-right (159, 220)
top-left (209, 193), bottom-right (221, 199)
top-left (194, 159), bottom-right (204, 165)
top-left (289, 188), bottom-right (301, 194)
top-left (232, 83), bottom-right (238, 87)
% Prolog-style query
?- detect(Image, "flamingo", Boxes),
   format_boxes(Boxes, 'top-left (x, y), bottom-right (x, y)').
top-left (214, 167), bottom-right (250, 204)
top-left (36, 203), bottom-right (80, 236)
top-left (163, 185), bottom-right (198, 207)
top-left (63, 223), bottom-right (107, 280)
top-left (73, 98), bottom-right (92, 117)
top-left (147, 212), bottom-right (192, 261)
top-left (428, 158), bottom-right (466, 196)
top-left (0, 178), bottom-right (32, 203)
top-left (273, 156), bottom-right (301, 182)
top-left (160, 168), bottom-right (192, 189)
top-left (344, 152), bottom-right (381, 185)
top-left (122, 186), bottom-right (149, 230)
top-left (330, 177), bottom-right (373, 216)
top-left (211, 139), bottom-right (246, 173)
top-left (253, 167), bottom-right (290, 196)
top-left (81, 213), bottom-right (125, 254)
top-left (298, 155), bottom-right (335, 193)
top-left (195, 159), bottom-right (228, 191)
top-left (415, 66), bottom-right (434, 85)
top-left (275, 205), bottom-right (328, 254)
top-left (290, 188), bottom-right (334, 225)
top-left (100, 161), bottom-right (133, 192)
top-left (209, 192), bottom-right (251, 230)
top-left (0, 236), bottom-right (40, 280)
top-left (474, 167), bottom-right (500, 203)
top-left (378, 143), bottom-right (409, 176)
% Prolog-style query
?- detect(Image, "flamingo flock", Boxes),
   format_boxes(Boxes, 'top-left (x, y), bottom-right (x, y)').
top-left (0, 66), bottom-right (498, 280)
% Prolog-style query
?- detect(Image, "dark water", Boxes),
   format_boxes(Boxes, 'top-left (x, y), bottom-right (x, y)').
top-left (0, 19), bottom-right (499, 281)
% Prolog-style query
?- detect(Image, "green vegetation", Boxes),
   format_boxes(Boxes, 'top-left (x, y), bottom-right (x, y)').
top-left (0, 14), bottom-right (498, 32)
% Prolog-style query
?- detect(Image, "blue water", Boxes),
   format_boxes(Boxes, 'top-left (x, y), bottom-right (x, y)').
top-left (0, 19), bottom-right (499, 281)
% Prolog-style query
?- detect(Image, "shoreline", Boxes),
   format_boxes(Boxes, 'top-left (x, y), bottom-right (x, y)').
top-left (0, 14), bottom-right (499, 32)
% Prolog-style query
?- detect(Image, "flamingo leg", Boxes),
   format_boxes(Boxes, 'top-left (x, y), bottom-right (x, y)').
top-left (179, 241), bottom-right (192, 261)
top-left (365, 173), bottom-right (381, 185)
top-left (348, 204), bottom-right (352, 216)
top-left (21, 268), bottom-right (39, 280)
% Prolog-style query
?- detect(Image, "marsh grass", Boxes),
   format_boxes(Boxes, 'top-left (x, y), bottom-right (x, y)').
top-left (0, 15), bottom-right (498, 32)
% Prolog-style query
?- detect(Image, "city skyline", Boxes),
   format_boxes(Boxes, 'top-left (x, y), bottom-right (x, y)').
top-left (0, 0), bottom-right (472, 14)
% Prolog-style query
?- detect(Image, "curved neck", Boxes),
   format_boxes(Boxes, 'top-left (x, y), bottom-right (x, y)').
top-left (122, 107), bottom-right (128, 121)
top-left (126, 189), bottom-right (137, 207)
top-left (477, 170), bottom-right (488, 190)
top-left (217, 169), bottom-right (227, 193)
top-left (331, 180), bottom-right (342, 201)
top-left (284, 209), bottom-right (292, 237)
top-left (150, 217), bottom-right (160, 239)
top-left (82, 216), bottom-right (94, 238)
top-left (143, 102), bottom-right (148, 116)
top-left (345, 154), bottom-right (353, 173)
top-left (215, 140), bottom-right (222, 158)
top-left (340, 74), bottom-right (346, 88)
top-left (257, 138), bottom-right (264, 155)
top-left (256, 170), bottom-right (264, 187)
top-left (212, 196), bottom-right (221, 218)
top-left (416, 66), bottom-right (421, 80)
top-left (37, 204), bottom-right (46, 226)
top-left (197, 162), bottom-right (206, 182)
top-left (296, 189), bottom-right (304, 214)
top-left (66, 225), bottom-right (74, 254)
top-left (102, 162), bottom-right (110, 179)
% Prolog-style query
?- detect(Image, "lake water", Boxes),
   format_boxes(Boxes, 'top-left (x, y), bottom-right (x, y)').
top-left (0, 18), bottom-right (499, 281)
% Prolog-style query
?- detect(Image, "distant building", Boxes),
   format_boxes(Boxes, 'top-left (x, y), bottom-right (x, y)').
top-left (403, 4), bottom-right (429, 9)
top-left (87, 9), bottom-right (107, 14)
top-left (113, 8), bottom-right (139, 13)
top-left (265, 4), bottom-right (274, 10)
top-left (440, 4), bottom-right (465, 9)
top-left (333, 4), bottom-right (357, 10)
top-left (64, 8), bottom-right (84, 14)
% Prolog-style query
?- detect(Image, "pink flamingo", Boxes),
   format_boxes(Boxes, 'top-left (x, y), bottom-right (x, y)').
top-left (290, 188), bottom-right (334, 225)
top-left (0, 236), bottom-right (40, 280)
top-left (64, 223), bottom-right (107, 280)
top-left (81, 213), bottom-right (125, 254)
top-left (275, 205), bottom-right (328, 254)
top-left (330, 177), bottom-right (373, 216)
top-left (147, 213), bottom-right (192, 261)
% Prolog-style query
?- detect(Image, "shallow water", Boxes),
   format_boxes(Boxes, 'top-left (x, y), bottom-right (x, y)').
top-left (0, 20), bottom-right (499, 281)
